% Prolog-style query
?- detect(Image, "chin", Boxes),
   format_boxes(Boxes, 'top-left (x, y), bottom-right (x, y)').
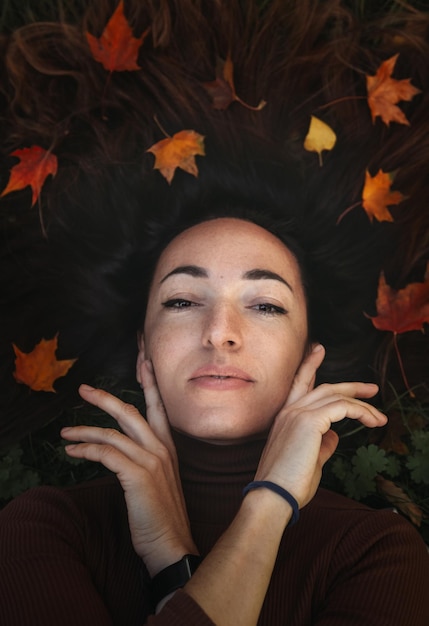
top-left (170, 412), bottom-right (272, 445)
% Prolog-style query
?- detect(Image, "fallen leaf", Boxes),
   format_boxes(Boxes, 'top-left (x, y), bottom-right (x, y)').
top-left (362, 169), bottom-right (405, 223)
top-left (86, 0), bottom-right (149, 72)
top-left (147, 130), bottom-right (205, 184)
top-left (376, 475), bottom-right (423, 526)
top-left (13, 335), bottom-right (77, 393)
top-left (366, 54), bottom-right (421, 126)
top-left (366, 263), bottom-right (429, 397)
top-left (203, 56), bottom-right (266, 111)
top-left (368, 262), bottom-right (429, 334)
top-left (0, 146), bottom-right (58, 207)
top-left (303, 116), bottom-right (336, 166)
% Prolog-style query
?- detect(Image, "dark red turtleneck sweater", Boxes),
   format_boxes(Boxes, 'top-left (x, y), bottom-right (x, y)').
top-left (0, 431), bottom-right (428, 625)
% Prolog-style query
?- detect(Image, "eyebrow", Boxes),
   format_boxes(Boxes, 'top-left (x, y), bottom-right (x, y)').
top-left (160, 265), bottom-right (294, 292)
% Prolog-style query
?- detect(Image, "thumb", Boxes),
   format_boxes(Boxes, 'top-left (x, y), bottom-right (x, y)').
top-left (286, 344), bottom-right (325, 407)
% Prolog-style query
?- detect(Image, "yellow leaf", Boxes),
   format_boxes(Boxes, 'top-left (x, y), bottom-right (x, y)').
top-left (303, 116), bottom-right (336, 166)
top-left (13, 334), bottom-right (77, 393)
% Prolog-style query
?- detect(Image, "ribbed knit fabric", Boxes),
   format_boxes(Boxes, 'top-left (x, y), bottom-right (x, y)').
top-left (0, 431), bottom-right (428, 625)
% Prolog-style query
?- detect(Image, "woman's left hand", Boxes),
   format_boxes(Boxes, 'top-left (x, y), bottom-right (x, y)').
top-left (61, 361), bottom-right (198, 577)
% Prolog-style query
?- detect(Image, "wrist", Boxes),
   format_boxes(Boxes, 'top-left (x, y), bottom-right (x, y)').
top-left (151, 553), bottom-right (202, 607)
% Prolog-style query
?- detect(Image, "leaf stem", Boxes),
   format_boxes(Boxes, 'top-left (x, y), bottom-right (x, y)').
top-left (393, 333), bottom-right (416, 399)
top-left (153, 115), bottom-right (171, 138)
top-left (336, 201), bottom-right (362, 225)
top-left (316, 95), bottom-right (367, 112)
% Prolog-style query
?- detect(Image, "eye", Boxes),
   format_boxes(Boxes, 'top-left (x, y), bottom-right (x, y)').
top-left (162, 298), bottom-right (199, 309)
top-left (252, 303), bottom-right (287, 315)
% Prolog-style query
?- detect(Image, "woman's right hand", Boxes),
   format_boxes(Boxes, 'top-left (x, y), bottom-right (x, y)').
top-left (253, 345), bottom-right (388, 509)
top-left (61, 361), bottom-right (198, 578)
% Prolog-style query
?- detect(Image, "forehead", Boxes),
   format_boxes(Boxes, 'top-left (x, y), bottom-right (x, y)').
top-left (153, 217), bottom-right (303, 283)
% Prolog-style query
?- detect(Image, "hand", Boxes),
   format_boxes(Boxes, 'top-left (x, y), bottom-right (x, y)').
top-left (254, 344), bottom-right (387, 509)
top-left (61, 361), bottom-right (197, 577)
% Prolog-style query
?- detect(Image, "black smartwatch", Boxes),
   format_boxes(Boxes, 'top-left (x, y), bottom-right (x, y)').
top-left (151, 554), bottom-right (202, 606)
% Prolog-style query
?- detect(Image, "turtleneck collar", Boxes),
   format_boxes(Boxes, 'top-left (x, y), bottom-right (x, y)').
top-left (173, 429), bottom-right (266, 479)
top-left (172, 430), bottom-right (266, 540)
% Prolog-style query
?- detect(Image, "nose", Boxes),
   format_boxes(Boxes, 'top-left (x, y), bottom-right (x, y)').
top-left (202, 302), bottom-right (242, 350)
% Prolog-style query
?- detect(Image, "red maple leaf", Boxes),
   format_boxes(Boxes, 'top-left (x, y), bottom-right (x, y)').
top-left (366, 54), bottom-right (421, 126)
top-left (369, 264), bottom-right (429, 334)
top-left (0, 146), bottom-right (58, 207)
top-left (367, 264), bottom-right (429, 396)
top-left (86, 0), bottom-right (149, 72)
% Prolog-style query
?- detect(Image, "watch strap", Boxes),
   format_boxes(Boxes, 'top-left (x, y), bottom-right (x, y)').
top-left (151, 554), bottom-right (202, 606)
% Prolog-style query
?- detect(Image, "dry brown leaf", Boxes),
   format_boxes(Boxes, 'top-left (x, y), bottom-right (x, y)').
top-left (376, 475), bottom-right (423, 526)
top-left (203, 55), bottom-right (266, 111)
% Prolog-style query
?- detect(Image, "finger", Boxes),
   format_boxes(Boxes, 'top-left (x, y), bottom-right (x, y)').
top-left (296, 397), bottom-right (387, 429)
top-left (63, 437), bottom-right (147, 477)
top-left (77, 384), bottom-right (163, 452)
top-left (319, 429), bottom-right (339, 465)
top-left (141, 360), bottom-right (175, 454)
top-left (285, 344), bottom-right (325, 406)
top-left (289, 381), bottom-right (380, 410)
top-left (61, 424), bottom-right (170, 470)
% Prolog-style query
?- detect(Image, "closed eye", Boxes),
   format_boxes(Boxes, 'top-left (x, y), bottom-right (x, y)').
top-left (251, 303), bottom-right (287, 315)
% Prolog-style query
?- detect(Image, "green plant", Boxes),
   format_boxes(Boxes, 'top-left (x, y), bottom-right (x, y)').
top-left (323, 384), bottom-right (429, 543)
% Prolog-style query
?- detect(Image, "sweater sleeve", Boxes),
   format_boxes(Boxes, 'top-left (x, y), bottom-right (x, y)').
top-left (0, 480), bottom-right (214, 626)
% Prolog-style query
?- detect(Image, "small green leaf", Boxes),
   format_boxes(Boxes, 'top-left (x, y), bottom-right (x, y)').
top-left (410, 431), bottom-right (429, 454)
top-left (352, 444), bottom-right (388, 480)
top-left (406, 452), bottom-right (429, 484)
top-left (331, 457), bottom-right (349, 481)
top-left (384, 455), bottom-right (401, 478)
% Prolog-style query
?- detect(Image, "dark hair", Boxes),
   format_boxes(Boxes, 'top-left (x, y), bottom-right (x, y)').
top-left (1, 0), bottom-right (429, 445)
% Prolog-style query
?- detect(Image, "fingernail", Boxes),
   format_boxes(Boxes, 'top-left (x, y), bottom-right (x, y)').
top-left (312, 344), bottom-right (324, 353)
top-left (65, 444), bottom-right (76, 451)
top-left (79, 384), bottom-right (95, 392)
top-left (144, 360), bottom-right (154, 373)
top-left (61, 427), bottom-right (72, 433)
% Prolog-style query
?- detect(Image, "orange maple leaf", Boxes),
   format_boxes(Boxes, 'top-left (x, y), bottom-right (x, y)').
top-left (147, 130), bottom-right (205, 184)
top-left (86, 0), bottom-right (149, 72)
top-left (203, 56), bottom-right (266, 111)
top-left (0, 146), bottom-right (58, 207)
top-left (366, 264), bottom-right (429, 396)
top-left (362, 169), bottom-right (405, 223)
top-left (13, 335), bottom-right (77, 393)
top-left (366, 54), bottom-right (421, 126)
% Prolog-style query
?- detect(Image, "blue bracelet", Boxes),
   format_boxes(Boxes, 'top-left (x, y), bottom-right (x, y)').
top-left (243, 480), bottom-right (300, 526)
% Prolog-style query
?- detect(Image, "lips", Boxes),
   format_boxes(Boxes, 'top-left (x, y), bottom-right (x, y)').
top-left (189, 365), bottom-right (255, 388)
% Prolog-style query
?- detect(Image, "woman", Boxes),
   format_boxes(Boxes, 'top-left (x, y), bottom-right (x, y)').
top-left (1, 1), bottom-right (429, 623)
top-left (1, 209), bottom-right (428, 625)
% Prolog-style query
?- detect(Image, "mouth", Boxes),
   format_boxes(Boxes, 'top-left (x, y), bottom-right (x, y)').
top-left (189, 366), bottom-right (255, 384)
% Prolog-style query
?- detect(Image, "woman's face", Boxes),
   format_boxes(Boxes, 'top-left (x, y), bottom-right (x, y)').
top-left (139, 218), bottom-right (308, 443)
